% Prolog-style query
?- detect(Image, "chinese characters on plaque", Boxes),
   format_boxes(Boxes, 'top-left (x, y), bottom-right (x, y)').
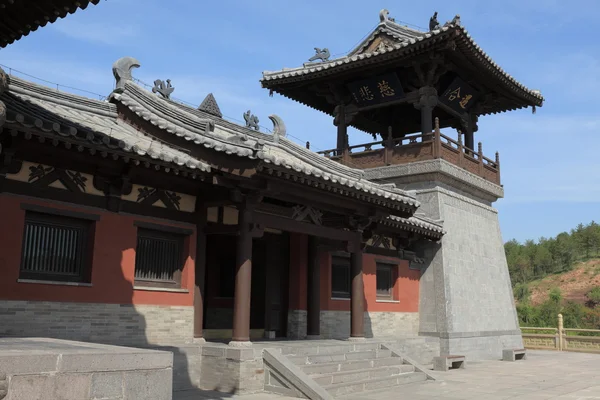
top-left (346, 73), bottom-right (405, 107)
top-left (440, 77), bottom-right (479, 113)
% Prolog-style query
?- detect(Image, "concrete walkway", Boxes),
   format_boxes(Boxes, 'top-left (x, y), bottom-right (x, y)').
top-left (175, 350), bottom-right (600, 400)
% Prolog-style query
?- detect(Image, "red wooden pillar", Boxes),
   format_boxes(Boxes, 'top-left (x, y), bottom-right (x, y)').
top-left (306, 235), bottom-right (321, 338)
top-left (193, 205), bottom-right (207, 341)
top-left (350, 249), bottom-right (365, 339)
top-left (231, 204), bottom-right (253, 344)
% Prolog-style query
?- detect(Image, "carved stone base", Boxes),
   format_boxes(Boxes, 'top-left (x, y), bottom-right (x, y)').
top-left (347, 336), bottom-right (366, 342)
top-left (228, 340), bottom-right (253, 348)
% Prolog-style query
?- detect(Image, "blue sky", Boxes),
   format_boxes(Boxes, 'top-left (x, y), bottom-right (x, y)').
top-left (1, 0), bottom-right (598, 243)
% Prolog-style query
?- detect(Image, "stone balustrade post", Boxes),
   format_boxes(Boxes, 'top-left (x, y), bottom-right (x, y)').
top-left (558, 313), bottom-right (564, 351)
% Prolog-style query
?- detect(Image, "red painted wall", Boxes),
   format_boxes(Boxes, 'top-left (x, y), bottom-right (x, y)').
top-left (288, 234), bottom-right (420, 313)
top-left (0, 194), bottom-right (195, 306)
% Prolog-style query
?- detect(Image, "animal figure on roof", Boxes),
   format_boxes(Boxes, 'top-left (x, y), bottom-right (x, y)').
top-left (152, 79), bottom-right (174, 99)
top-left (243, 110), bottom-right (260, 131)
top-left (429, 11), bottom-right (440, 31)
top-left (309, 48), bottom-right (330, 62)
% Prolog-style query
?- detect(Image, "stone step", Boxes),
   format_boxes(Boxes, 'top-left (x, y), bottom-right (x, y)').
top-left (301, 355), bottom-right (405, 375)
top-left (324, 372), bottom-right (428, 397)
top-left (311, 365), bottom-right (416, 386)
top-left (289, 349), bottom-right (392, 366)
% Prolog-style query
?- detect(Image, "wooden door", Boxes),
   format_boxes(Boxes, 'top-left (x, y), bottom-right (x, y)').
top-left (263, 232), bottom-right (290, 337)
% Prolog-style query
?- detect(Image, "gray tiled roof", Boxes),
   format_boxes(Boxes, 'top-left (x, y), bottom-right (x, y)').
top-left (2, 71), bottom-right (445, 236)
top-left (383, 214), bottom-right (445, 239)
top-left (112, 79), bottom-right (421, 212)
top-left (261, 20), bottom-right (543, 106)
top-left (348, 19), bottom-right (423, 56)
top-left (0, 0), bottom-right (101, 48)
top-left (3, 76), bottom-right (210, 172)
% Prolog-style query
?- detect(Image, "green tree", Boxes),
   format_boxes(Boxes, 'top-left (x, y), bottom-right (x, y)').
top-left (514, 283), bottom-right (530, 303)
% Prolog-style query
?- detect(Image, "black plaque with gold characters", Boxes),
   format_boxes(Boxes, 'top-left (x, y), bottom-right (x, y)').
top-left (440, 77), bottom-right (479, 113)
top-left (347, 72), bottom-right (405, 107)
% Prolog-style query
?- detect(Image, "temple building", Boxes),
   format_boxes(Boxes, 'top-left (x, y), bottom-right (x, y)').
top-left (0, 4), bottom-right (542, 398)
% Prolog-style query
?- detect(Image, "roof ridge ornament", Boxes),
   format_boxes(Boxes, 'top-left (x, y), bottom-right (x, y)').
top-left (379, 9), bottom-right (395, 23)
top-left (243, 110), bottom-right (260, 131)
top-left (429, 12), bottom-right (440, 31)
top-left (152, 79), bottom-right (174, 100)
top-left (112, 56), bottom-right (140, 91)
top-left (268, 114), bottom-right (286, 143)
top-left (198, 93), bottom-right (223, 118)
top-left (308, 48), bottom-right (330, 63)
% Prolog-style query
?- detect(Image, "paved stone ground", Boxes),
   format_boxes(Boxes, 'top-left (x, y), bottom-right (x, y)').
top-left (175, 351), bottom-right (600, 400)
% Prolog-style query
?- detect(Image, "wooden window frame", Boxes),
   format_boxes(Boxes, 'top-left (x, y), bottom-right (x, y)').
top-left (19, 210), bottom-right (95, 283)
top-left (331, 256), bottom-right (351, 299)
top-left (376, 262), bottom-right (397, 301)
top-left (133, 225), bottom-right (188, 289)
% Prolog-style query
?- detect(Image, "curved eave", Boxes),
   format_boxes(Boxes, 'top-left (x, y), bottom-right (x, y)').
top-left (0, 0), bottom-right (101, 48)
top-left (380, 215), bottom-right (445, 240)
top-left (258, 164), bottom-right (419, 215)
top-left (2, 112), bottom-right (211, 178)
top-left (261, 25), bottom-right (543, 112)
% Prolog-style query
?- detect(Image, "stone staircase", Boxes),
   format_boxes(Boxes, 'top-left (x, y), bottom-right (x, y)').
top-left (263, 342), bottom-right (432, 399)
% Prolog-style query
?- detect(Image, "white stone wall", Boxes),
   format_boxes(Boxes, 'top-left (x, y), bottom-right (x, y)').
top-left (287, 310), bottom-right (419, 339)
top-left (0, 300), bottom-right (194, 346)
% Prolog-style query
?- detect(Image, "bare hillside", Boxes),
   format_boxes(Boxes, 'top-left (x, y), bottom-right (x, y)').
top-left (529, 260), bottom-right (600, 305)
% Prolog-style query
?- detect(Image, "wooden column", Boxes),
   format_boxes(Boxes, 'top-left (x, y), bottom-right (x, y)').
top-left (334, 104), bottom-right (347, 156)
top-left (193, 204), bottom-right (207, 341)
top-left (462, 114), bottom-right (477, 152)
top-left (306, 235), bottom-right (321, 338)
top-left (231, 203), bottom-right (253, 344)
top-left (464, 126), bottom-right (474, 152)
top-left (415, 86), bottom-right (438, 135)
top-left (350, 248), bottom-right (365, 339)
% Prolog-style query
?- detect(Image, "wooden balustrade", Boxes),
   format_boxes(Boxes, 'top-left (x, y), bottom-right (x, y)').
top-left (317, 120), bottom-right (501, 185)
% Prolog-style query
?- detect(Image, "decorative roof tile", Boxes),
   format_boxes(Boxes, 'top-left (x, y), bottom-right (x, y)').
top-left (198, 93), bottom-right (223, 118)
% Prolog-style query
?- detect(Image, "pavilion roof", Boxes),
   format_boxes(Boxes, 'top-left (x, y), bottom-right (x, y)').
top-left (261, 13), bottom-right (543, 118)
top-left (0, 0), bottom-right (100, 48)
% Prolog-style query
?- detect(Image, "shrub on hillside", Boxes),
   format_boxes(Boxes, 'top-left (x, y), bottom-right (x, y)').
top-left (586, 287), bottom-right (600, 308)
top-left (514, 283), bottom-right (530, 303)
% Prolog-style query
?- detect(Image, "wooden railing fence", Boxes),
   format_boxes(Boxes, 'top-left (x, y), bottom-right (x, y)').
top-left (316, 118), bottom-right (501, 185)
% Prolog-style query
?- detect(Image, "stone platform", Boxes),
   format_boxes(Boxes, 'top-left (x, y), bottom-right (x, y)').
top-left (174, 351), bottom-right (600, 399)
top-left (0, 337), bottom-right (173, 400)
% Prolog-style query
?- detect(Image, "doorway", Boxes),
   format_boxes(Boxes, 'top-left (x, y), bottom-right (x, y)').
top-left (203, 232), bottom-right (290, 339)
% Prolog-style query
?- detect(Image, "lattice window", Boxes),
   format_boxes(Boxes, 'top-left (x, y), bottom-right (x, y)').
top-left (20, 212), bottom-right (92, 282)
top-left (331, 256), bottom-right (351, 299)
top-left (376, 263), bottom-right (396, 300)
top-left (134, 228), bottom-right (184, 287)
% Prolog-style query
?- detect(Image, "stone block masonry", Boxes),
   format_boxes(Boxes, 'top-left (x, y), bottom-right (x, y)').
top-left (366, 159), bottom-right (524, 360)
top-left (0, 337), bottom-right (173, 400)
top-left (0, 300), bottom-right (194, 346)
top-left (287, 310), bottom-right (419, 339)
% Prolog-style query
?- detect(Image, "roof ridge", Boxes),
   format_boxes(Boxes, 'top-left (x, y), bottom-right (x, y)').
top-left (7, 75), bottom-right (115, 117)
